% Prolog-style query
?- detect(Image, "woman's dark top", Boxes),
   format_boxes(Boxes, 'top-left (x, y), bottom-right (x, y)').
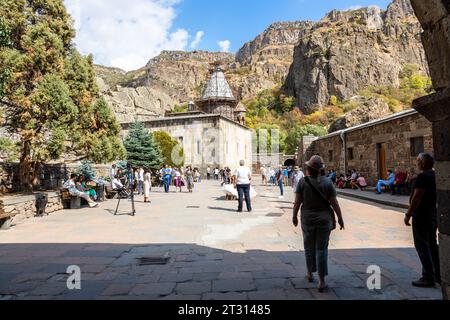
top-left (296, 176), bottom-right (336, 227)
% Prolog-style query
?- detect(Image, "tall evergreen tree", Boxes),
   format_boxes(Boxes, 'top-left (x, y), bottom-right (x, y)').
top-left (124, 122), bottom-right (163, 169)
top-left (0, 0), bottom-right (126, 191)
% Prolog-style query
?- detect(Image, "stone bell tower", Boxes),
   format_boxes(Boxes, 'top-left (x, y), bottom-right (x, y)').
top-left (196, 62), bottom-right (238, 120)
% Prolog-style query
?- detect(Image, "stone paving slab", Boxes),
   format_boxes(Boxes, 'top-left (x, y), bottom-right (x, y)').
top-left (0, 180), bottom-right (443, 300)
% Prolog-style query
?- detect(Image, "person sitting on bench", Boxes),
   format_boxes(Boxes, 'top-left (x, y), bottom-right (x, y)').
top-left (376, 170), bottom-right (395, 194)
top-left (112, 175), bottom-right (124, 191)
top-left (392, 169), bottom-right (407, 195)
top-left (64, 174), bottom-right (98, 208)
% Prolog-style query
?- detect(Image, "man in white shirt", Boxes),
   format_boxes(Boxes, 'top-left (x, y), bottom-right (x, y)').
top-left (233, 160), bottom-right (252, 213)
top-left (291, 166), bottom-right (305, 192)
top-left (112, 176), bottom-right (124, 191)
top-left (261, 166), bottom-right (267, 186)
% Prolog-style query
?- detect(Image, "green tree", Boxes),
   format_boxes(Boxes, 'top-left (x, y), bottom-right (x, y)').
top-left (0, 0), bottom-right (125, 191)
top-left (153, 131), bottom-right (185, 167)
top-left (76, 160), bottom-right (96, 180)
top-left (124, 122), bottom-right (163, 169)
top-left (0, 137), bottom-right (18, 163)
top-left (284, 124), bottom-right (327, 155)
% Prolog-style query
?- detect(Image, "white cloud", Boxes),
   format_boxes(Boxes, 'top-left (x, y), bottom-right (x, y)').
top-left (65, 0), bottom-right (190, 71)
top-left (345, 5), bottom-right (363, 11)
top-left (218, 40), bottom-right (231, 53)
top-left (190, 31), bottom-right (204, 49)
top-left (345, 4), bottom-right (380, 11)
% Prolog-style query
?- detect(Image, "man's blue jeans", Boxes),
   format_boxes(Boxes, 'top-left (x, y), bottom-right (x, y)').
top-left (279, 181), bottom-right (284, 196)
top-left (376, 180), bottom-right (391, 193)
top-left (163, 177), bottom-right (171, 193)
top-left (237, 184), bottom-right (252, 212)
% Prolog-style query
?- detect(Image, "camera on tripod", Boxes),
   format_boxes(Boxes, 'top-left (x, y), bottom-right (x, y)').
top-left (114, 162), bottom-right (136, 216)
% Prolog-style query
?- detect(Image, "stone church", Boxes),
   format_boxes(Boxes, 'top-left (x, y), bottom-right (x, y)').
top-left (120, 64), bottom-right (253, 172)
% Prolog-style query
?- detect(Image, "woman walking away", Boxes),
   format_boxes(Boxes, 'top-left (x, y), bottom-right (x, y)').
top-left (292, 155), bottom-right (345, 293)
top-left (143, 169), bottom-right (152, 203)
top-left (186, 166), bottom-right (195, 193)
top-left (174, 168), bottom-right (184, 193)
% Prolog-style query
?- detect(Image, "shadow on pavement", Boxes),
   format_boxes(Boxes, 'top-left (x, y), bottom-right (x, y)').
top-left (0, 243), bottom-right (443, 300)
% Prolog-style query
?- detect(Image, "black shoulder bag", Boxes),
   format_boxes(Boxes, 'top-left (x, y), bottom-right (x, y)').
top-left (304, 177), bottom-right (337, 230)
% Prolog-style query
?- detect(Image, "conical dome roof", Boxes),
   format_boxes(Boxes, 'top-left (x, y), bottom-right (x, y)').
top-left (200, 66), bottom-right (236, 101)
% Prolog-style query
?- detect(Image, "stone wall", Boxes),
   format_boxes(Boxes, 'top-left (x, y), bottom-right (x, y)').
top-left (0, 192), bottom-right (64, 229)
top-left (410, 0), bottom-right (450, 300)
top-left (122, 115), bottom-right (253, 174)
top-left (306, 110), bottom-right (433, 186)
top-left (0, 162), bottom-right (111, 194)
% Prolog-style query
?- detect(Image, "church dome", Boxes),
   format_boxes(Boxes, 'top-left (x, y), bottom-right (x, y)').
top-left (200, 66), bottom-right (236, 102)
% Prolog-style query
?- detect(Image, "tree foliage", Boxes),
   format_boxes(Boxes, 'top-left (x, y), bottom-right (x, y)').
top-left (0, 137), bottom-right (18, 162)
top-left (124, 122), bottom-right (163, 169)
top-left (153, 131), bottom-right (185, 167)
top-left (0, 0), bottom-right (125, 191)
top-left (76, 160), bottom-right (96, 180)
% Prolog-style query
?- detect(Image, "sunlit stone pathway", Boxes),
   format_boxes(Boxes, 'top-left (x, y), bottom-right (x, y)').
top-left (0, 179), bottom-right (442, 300)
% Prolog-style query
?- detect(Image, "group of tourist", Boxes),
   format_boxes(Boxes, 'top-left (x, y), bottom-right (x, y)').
top-left (326, 169), bottom-right (368, 191)
top-left (259, 165), bottom-right (303, 199)
top-left (63, 174), bottom-right (100, 208)
top-left (375, 168), bottom-right (413, 195)
top-left (62, 151), bottom-right (440, 293)
top-left (109, 164), bottom-right (202, 201)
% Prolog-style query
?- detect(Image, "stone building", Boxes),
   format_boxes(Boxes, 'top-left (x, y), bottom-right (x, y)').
top-left (299, 109), bottom-right (433, 186)
top-left (410, 0), bottom-right (450, 299)
top-left (121, 64), bottom-right (253, 172)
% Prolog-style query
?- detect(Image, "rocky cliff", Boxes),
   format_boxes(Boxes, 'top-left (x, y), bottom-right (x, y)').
top-left (95, 22), bottom-right (310, 123)
top-left (96, 0), bottom-right (428, 123)
top-left (284, 0), bottom-right (429, 114)
top-left (95, 51), bottom-right (234, 122)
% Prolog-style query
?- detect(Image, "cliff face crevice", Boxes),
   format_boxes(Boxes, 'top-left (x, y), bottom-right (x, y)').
top-left (284, 0), bottom-right (429, 114)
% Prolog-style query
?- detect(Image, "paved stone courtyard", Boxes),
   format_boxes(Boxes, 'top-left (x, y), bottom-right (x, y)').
top-left (0, 179), bottom-right (443, 300)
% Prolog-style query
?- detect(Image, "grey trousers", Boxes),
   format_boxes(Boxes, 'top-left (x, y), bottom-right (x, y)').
top-left (302, 224), bottom-right (331, 278)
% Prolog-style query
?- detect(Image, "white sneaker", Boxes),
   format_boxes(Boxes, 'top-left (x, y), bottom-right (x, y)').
top-left (89, 202), bottom-right (99, 208)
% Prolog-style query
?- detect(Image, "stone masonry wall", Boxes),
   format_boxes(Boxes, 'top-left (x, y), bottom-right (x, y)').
top-left (0, 192), bottom-right (64, 229)
top-left (308, 112), bottom-right (433, 186)
top-left (122, 116), bottom-right (253, 175)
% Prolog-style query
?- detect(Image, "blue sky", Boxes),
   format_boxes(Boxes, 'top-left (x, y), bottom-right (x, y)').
top-left (65, 0), bottom-right (392, 71)
top-left (175, 0), bottom-right (392, 53)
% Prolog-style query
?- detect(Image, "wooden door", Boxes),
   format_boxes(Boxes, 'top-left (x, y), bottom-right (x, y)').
top-left (377, 143), bottom-right (387, 180)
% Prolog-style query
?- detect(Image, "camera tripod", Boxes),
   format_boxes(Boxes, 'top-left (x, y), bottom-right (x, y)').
top-left (114, 184), bottom-right (136, 217)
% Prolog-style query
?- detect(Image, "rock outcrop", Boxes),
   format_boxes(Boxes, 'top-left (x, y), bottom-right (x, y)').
top-left (284, 0), bottom-right (429, 114)
top-left (96, 23), bottom-right (313, 123)
top-left (328, 97), bottom-right (391, 133)
top-left (95, 0), bottom-right (429, 123)
top-left (95, 51), bottom-right (234, 122)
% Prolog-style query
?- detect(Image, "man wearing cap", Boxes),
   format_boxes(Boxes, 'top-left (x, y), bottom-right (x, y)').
top-left (293, 155), bottom-right (345, 293)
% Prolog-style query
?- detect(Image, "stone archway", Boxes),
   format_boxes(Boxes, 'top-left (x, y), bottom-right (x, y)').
top-left (410, 0), bottom-right (450, 300)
